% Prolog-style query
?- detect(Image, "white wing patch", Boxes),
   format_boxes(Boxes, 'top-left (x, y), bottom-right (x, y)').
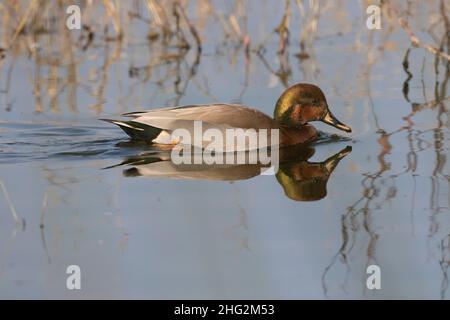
top-left (152, 130), bottom-right (179, 144)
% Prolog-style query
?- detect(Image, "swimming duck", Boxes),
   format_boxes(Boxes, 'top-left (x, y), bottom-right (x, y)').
top-left (102, 83), bottom-right (351, 150)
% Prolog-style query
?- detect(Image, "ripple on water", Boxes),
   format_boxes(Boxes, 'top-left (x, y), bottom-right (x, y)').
top-left (0, 123), bottom-right (355, 164)
top-left (0, 122), bottom-right (132, 163)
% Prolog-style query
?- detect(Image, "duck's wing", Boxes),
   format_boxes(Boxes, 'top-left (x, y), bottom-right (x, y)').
top-left (103, 104), bottom-right (278, 150)
top-left (123, 104), bottom-right (277, 130)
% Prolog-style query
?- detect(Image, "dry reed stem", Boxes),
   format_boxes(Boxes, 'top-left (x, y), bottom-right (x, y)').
top-left (10, 0), bottom-right (38, 46)
top-left (102, 0), bottom-right (123, 39)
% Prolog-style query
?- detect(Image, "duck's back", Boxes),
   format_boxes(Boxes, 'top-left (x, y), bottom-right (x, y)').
top-left (125, 104), bottom-right (278, 130)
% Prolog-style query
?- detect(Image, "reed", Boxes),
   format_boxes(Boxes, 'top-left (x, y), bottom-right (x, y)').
top-left (0, 0), bottom-right (448, 114)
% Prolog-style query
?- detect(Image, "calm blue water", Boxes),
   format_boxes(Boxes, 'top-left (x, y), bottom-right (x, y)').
top-left (0, 0), bottom-right (449, 299)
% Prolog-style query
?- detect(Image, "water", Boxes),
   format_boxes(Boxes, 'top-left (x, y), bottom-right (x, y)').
top-left (0, 0), bottom-right (449, 299)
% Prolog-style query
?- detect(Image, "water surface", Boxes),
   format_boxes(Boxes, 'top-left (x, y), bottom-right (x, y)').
top-left (0, 0), bottom-right (449, 299)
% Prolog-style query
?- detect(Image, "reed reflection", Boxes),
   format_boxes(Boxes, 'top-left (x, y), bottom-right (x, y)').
top-left (322, 20), bottom-right (450, 297)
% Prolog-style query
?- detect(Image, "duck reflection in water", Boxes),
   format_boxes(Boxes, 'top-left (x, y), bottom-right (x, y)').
top-left (109, 144), bottom-right (352, 202)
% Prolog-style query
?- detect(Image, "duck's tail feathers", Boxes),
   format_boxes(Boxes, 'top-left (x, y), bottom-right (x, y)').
top-left (121, 111), bottom-right (149, 118)
top-left (100, 119), bottom-right (162, 141)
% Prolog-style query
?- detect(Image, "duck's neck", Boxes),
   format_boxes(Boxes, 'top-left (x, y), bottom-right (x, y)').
top-left (279, 124), bottom-right (317, 146)
top-left (274, 95), bottom-right (293, 123)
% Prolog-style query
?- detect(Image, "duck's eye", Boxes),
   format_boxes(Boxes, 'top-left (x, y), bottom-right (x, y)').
top-left (312, 99), bottom-right (319, 105)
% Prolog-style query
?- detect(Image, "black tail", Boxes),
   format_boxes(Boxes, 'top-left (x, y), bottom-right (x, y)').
top-left (100, 119), bottom-right (162, 141)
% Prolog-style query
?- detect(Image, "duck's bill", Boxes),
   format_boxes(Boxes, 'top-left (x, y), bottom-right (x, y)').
top-left (322, 111), bottom-right (352, 133)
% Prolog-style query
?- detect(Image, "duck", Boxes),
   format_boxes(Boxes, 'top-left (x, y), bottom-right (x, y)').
top-left (102, 83), bottom-right (351, 150)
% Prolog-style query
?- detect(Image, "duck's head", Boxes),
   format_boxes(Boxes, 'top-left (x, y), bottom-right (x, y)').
top-left (274, 83), bottom-right (352, 133)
